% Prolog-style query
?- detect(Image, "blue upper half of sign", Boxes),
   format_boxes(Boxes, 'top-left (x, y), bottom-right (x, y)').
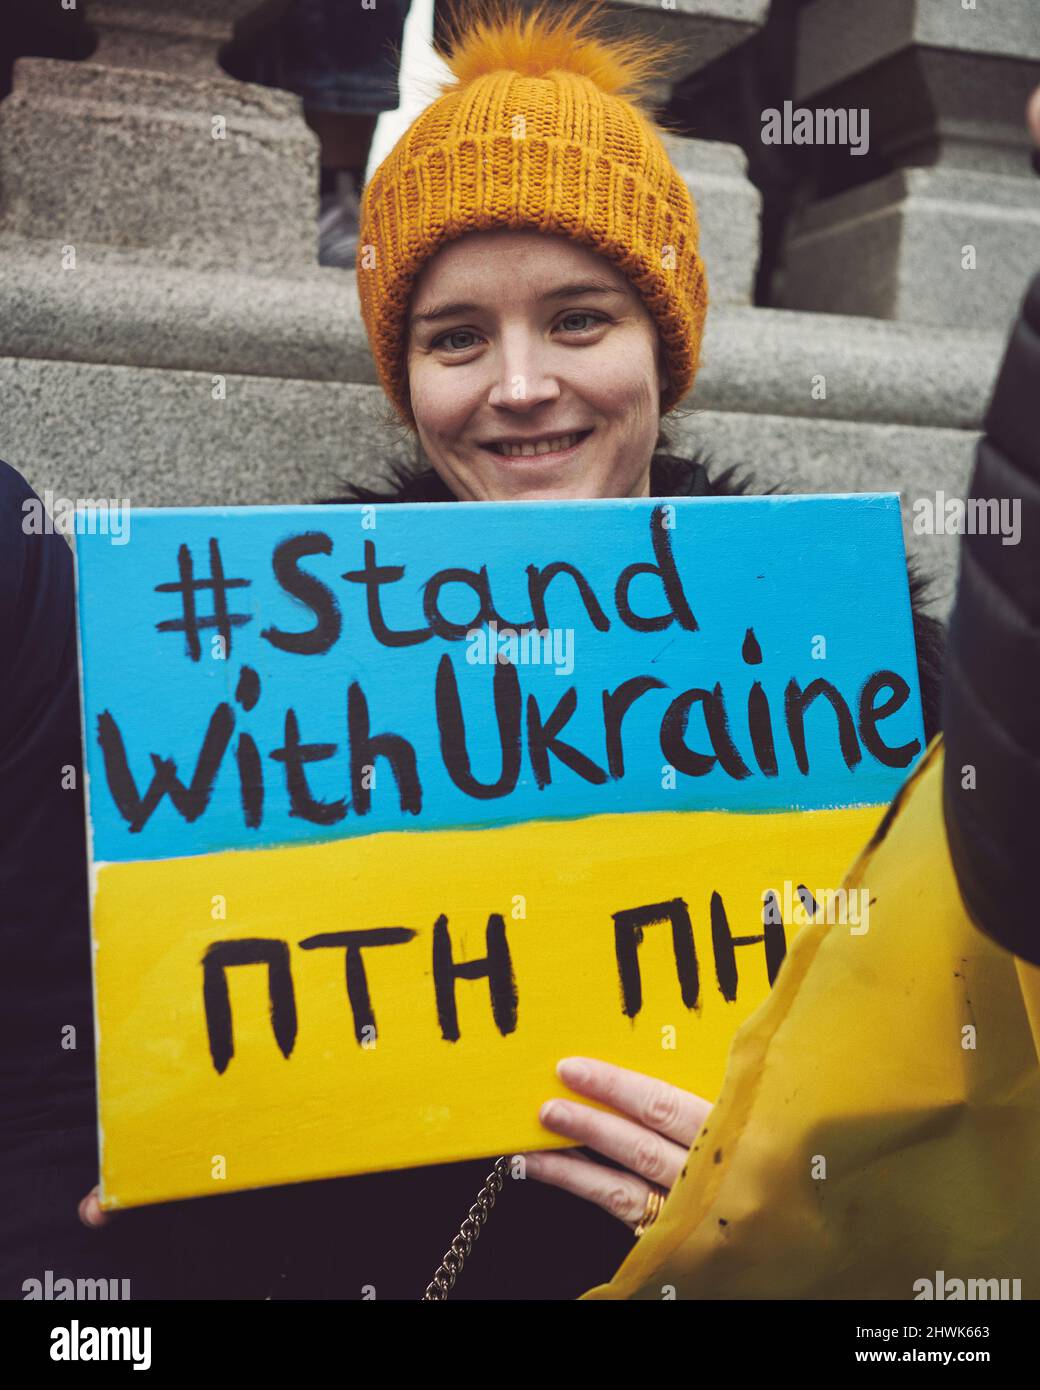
top-left (73, 494), bottom-right (925, 864)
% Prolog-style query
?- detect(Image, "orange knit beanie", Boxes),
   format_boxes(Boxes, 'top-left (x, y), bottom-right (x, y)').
top-left (356, 1), bottom-right (708, 429)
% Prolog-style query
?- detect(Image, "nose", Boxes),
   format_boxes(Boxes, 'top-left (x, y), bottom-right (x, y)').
top-left (486, 327), bottom-right (561, 411)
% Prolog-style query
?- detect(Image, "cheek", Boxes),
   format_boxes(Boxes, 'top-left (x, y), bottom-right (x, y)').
top-left (586, 337), bottom-right (660, 430)
top-left (589, 333), bottom-right (653, 400)
top-left (406, 359), bottom-right (472, 445)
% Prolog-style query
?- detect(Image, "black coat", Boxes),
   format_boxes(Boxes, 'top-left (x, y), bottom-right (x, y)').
top-left (0, 451), bottom-right (945, 1303)
top-left (942, 272), bottom-right (1040, 966)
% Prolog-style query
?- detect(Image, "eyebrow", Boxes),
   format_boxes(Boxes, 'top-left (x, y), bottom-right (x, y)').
top-left (410, 279), bottom-right (627, 326)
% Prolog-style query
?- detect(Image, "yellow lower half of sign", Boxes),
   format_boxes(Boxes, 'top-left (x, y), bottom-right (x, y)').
top-left (92, 804), bottom-right (882, 1208)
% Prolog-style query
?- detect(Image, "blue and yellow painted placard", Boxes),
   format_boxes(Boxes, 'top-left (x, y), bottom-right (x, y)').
top-left (73, 494), bottom-right (923, 1208)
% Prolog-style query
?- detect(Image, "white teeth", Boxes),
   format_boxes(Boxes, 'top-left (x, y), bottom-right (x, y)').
top-left (492, 433), bottom-right (583, 457)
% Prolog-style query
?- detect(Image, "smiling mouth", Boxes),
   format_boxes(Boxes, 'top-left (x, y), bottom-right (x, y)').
top-left (481, 430), bottom-right (593, 459)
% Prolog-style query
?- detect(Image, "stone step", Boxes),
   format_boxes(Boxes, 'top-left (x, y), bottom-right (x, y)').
top-left (0, 236), bottom-right (372, 384)
top-left (1, 358), bottom-right (416, 508)
top-left (0, 56), bottom-right (319, 274)
top-left (663, 136), bottom-right (761, 306)
top-left (0, 232), bottom-right (1004, 432)
top-left (779, 165), bottom-right (1040, 331)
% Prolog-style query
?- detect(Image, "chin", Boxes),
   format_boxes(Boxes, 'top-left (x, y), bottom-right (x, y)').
top-left (485, 451), bottom-right (617, 502)
top-left (497, 474), bottom-right (605, 503)
top-left (504, 483), bottom-right (591, 502)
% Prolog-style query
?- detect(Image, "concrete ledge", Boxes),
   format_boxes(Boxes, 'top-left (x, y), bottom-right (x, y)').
top-left (2, 358), bottom-right (415, 506)
top-left (796, 0), bottom-right (1040, 98)
top-left (664, 137), bottom-right (761, 306)
top-left (0, 239), bottom-right (1005, 433)
top-left (0, 58), bottom-right (319, 274)
top-left (779, 167), bottom-right (1040, 331)
top-left (695, 303), bottom-right (1001, 430)
top-left (0, 239), bottom-right (374, 384)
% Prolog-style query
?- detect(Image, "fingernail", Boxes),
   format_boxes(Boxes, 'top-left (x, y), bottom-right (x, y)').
top-left (540, 1100), bottom-right (565, 1126)
top-left (79, 1195), bottom-right (103, 1228)
top-left (557, 1057), bottom-right (589, 1087)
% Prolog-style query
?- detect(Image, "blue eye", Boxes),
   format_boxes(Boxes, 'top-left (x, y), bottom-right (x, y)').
top-left (431, 313), bottom-right (606, 351)
top-left (557, 311), bottom-right (607, 333)
top-left (433, 328), bottom-right (481, 351)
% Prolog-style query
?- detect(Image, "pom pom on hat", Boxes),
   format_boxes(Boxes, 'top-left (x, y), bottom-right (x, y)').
top-left (357, 1), bottom-right (708, 429)
top-left (440, 0), bottom-right (667, 106)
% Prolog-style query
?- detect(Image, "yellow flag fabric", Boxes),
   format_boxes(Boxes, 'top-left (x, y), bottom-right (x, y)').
top-left (582, 738), bottom-right (1040, 1300)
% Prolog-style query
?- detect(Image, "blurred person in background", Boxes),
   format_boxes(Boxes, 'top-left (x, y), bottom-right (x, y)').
top-left (225, 0), bottom-right (415, 265)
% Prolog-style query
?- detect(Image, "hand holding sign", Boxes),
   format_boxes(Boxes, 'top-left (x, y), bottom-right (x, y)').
top-left (525, 1057), bottom-right (711, 1231)
top-left (75, 1056), bottom-right (713, 1233)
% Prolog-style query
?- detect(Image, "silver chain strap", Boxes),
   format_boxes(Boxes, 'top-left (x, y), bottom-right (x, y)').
top-left (421, 1156), bottom-right (511, 1300)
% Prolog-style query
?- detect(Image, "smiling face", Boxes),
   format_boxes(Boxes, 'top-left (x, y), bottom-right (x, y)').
top-left (405, 230), bottom-right (669, 501)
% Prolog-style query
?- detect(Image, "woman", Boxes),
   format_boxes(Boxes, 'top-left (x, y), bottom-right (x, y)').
top-left (67, 1), bottom-right (949, 1299)
top-left (339, 0), bottom-right (943, 1277)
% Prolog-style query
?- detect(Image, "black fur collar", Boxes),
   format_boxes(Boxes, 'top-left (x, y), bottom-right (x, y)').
top-left (326, 450), bottom-right (746, 504)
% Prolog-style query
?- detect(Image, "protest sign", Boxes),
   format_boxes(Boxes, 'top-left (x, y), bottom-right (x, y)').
top-left (73, 494), bottom-right (924, 1208)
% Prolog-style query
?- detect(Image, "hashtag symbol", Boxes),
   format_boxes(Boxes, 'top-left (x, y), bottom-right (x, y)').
top-left (155, 538), bottom-right (252, 662)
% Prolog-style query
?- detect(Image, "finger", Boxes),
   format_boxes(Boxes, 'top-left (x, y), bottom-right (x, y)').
top-left (521, 1148), bottom-right (662, 1231)
top-left (539, 1097), bottom-right (690, 1190)
top-left (557, 1056), bottom-right (710, 1148)
top-left (78, 1188), bottom-right (112, 1229)
top-left (1028, 87), bottom-right (1040, 147)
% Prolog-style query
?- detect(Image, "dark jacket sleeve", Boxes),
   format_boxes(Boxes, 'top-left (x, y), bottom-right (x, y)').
top-left (941, 273), bottom-right (1040, 966)
top-left (0, 461), bottom-right (96, 1133)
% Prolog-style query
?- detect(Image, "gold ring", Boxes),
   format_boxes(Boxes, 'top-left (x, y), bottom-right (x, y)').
top-left (634, 1187), bottom-right (666, 1237)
